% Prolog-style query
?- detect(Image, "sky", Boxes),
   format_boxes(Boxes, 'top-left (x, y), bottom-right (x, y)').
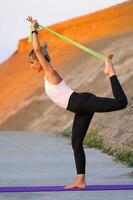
top-left (0, 0), bottom-right (127, 63)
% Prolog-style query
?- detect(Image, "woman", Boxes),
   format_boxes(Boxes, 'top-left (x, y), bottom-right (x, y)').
top-left (27, 16), bottom-right (128, 189)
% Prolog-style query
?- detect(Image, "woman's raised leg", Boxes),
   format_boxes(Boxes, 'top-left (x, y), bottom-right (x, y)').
top-left (81, 55), bottom-right (128, 113)
top-left (67, 55), bottom-right (128, 114)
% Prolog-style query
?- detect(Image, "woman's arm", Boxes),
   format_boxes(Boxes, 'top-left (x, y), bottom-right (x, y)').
top-left (32, 30), bottom-right (41, 52)
top-left (27, 16), bottom-right (52, 72)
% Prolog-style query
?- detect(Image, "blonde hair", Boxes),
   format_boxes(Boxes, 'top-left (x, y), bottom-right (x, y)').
top-left (28, 41), bottom-right (50, 62)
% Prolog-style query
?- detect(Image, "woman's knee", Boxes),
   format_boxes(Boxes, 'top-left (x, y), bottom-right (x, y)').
top-left (71, 140), bottom-right (83, 151)
top-left (118, 97), bottom-right (128, 109)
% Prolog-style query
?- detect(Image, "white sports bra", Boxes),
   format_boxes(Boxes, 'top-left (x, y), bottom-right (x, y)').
top-left (44, 76), bottom-right (74, 109)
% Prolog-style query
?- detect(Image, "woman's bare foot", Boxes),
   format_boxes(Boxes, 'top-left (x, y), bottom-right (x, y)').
top-left (104, 54), bottom-right (116, 77)
top-left (64, 174), bottom-right (87, 189)
top-left (64, 181), bottom-right (87, 189)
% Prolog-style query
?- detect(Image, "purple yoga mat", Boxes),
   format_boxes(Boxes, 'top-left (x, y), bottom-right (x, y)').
top-left (0, 185), bottom-right (133, 192)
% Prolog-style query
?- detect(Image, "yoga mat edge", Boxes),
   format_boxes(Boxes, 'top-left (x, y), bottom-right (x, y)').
top-left (0, 185), bottom-right (133, 192)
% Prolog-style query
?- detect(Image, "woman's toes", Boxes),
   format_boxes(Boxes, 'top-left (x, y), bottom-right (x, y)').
top-left (64, 182), bottom-right (87, 189)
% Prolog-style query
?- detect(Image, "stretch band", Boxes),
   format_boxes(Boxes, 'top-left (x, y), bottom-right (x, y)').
top-left (29, 24), bottom-right (110, 61)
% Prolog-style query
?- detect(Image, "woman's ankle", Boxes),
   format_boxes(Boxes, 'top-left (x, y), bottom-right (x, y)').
top-left (76, 174), bottom-right (86, 182)
top-left (109, 71), bottom-right (116, 77)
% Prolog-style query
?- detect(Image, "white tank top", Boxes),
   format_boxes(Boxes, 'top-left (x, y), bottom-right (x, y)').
top-left (44, 77), bottom-right (74, 109)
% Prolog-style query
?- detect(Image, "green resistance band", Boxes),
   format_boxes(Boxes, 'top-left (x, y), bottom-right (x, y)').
top-left (29, 24), bottom-right (109, 61)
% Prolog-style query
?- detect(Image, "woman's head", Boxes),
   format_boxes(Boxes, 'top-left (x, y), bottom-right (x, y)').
top-left (28, 49), bottom-right (43, 73)
top-left (28, 41), bottom-right (51, 73)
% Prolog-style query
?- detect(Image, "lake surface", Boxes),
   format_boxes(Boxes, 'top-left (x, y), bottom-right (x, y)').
top-left (0, 131), bottom-right (132, 200)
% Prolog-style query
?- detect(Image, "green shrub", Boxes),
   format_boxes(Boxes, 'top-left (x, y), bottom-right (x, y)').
top-left (60, 127), bottom-right (72, 138)
top-left (83, 128), bottom-right (103, 149)
top-left (60, 126), bottom-right (133, 167)
top-left (114, 149), bottom-right (133, 167)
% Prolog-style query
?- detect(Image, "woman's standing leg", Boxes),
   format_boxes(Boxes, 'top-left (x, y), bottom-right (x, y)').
top-left (65, 112), bottom-right (94, 188)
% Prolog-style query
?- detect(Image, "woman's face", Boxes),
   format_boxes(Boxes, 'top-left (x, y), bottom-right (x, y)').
top-left (29, 57), bottom-right (43, 73)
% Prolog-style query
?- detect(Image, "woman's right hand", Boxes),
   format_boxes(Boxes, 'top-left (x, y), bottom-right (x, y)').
top-left (26, 16), bottom-right (39, 30)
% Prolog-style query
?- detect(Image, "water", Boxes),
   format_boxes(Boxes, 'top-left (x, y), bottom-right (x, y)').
top-left (0, 131), bottom-right (132, 200)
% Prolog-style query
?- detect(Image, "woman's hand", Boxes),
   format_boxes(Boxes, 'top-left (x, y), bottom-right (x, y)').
top-left (26, 16), bottom-right (39, 30)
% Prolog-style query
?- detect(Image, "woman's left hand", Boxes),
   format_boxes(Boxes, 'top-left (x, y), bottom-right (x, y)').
top-left (26, 16), bottom-right (39, 30)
